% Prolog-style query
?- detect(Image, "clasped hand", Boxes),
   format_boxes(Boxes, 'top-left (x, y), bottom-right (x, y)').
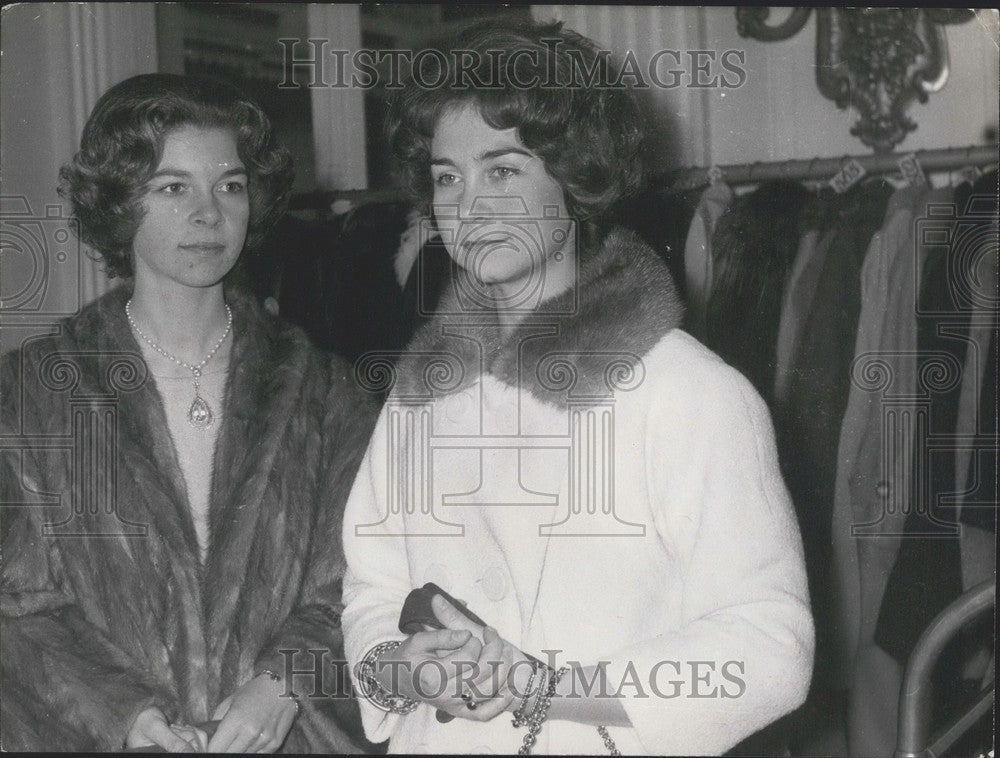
top-left (374, 594), bottom-right (533, 722)
top-left (125, 673), bottom-right (297, 753)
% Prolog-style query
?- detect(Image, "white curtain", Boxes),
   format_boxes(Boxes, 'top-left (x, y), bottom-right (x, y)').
top-left (306, 4), bottom-right (369, 191)
top-left (1, 1), bottom-right (157, 326)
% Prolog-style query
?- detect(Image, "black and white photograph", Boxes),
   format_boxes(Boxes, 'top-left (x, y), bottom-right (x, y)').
top-left (1, 3), bottom-right (997, 755)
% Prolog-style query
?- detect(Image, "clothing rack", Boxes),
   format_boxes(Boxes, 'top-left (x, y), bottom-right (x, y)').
top-left (665, 144), bottom-right (998, 191)
top-left (289, 144), bottom-right (998, 211)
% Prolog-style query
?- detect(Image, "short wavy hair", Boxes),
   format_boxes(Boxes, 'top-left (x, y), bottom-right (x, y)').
top-left (58, 73), bottom-right (293, 278)
top-left (385, 18), bottom-right (646, 242)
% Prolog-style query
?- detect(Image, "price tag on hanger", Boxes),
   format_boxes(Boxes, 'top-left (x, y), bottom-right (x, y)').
top-left (829, 158), bottom-right (866, 194)
top-left (897, 153), bottom-right (927, 187)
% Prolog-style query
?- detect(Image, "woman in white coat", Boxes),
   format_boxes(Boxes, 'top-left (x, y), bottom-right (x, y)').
top-left (341, 18), bottom-right (814, 756)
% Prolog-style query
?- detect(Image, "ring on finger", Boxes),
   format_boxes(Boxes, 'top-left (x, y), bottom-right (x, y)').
top-left (460, 687), bottom-right (479, 711)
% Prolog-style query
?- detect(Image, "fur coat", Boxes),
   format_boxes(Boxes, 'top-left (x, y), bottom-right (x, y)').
top-left (0, 285), bottom-right (377, 752)
top-left (342, 229), bottom-right (814, 755)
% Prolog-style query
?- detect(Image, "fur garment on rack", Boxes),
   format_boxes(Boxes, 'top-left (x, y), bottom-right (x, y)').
top-left (705, 181), bottom-right (813, 405)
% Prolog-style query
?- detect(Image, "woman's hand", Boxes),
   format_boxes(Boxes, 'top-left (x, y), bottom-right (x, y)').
top-left (428, 594), bottom-right (535, 722)
top-left (125, 707), bottom-right (200, 752)
top-left (169, 723), bottom-right (209, 752)
top-left (207, 674), bottom-right (297, 753)
top-left (373, 627), bottom-right (486, 717)
top-left (429, 595), bottom-right (632, 728)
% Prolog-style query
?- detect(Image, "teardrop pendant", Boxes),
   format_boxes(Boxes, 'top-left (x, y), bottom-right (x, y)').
top-left (188, 394), bottom-right (214, 429)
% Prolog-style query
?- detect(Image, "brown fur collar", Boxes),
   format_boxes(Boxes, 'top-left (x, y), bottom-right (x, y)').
top-left (393, 227), bottom-right (684, 406)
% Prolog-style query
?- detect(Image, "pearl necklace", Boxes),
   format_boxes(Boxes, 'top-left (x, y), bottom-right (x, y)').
top-left (125, 299), bottom-right (233, 430)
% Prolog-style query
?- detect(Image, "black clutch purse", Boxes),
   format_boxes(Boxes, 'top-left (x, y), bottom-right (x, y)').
top-left (397, 582), bottom-right (491, 723)
top-left (394, 583), bottom-right (615, 754)
top-left (398, 582), bottom-right (489, 634)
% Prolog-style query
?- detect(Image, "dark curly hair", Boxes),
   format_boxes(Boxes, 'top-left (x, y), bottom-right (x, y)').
top-left (58, 73), bottom-right (293, 278)
top-left (385, 18), bottom-right (646, 246)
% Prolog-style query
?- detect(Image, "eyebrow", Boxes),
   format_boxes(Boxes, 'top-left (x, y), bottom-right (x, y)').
top-left (150, 166), bottom-right (248, 180)
top-left (430, 147), bottom-right (534, 166)
top-left (479, 147), bottom-right (533, 161)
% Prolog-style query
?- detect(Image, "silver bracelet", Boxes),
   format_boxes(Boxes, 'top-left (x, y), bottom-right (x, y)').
top-left (355, 640), bottom-right (419, 715)
top-left (511, 661), bottom-right (541, 728)
top-left (258, 668), bottom-right (301, 716)
top-left (516, 665), bottom-right (566, 755)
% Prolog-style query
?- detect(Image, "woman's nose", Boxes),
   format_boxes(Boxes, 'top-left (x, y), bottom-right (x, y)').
top-left (190, 190), bottom-right (223, 226)
top-left (460, 178), bottom-right (528, 219)
top-left (457, 182), bottom-right (480, 220)
top-left (461, 183), bottom-right (510, 222)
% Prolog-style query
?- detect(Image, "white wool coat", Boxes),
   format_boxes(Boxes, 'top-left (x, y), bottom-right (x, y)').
top-left (342, 229), bottom-right (814, 755)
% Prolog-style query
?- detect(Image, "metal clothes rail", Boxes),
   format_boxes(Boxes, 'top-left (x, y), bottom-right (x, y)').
top-left (665, 144), bottom-right (998, 191)
top-left (289, 144), bottom-right (999, 211)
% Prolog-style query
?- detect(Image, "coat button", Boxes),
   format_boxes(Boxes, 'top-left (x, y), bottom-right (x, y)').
top-left (446, 389), bottom-right (476, 422)
top-left (480, 565), bottom-right (508, 601)
top-left (424, 563), bottom-right (452, 590)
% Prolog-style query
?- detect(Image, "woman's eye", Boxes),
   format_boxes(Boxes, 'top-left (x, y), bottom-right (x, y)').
top-left (159, 183), bottom-right (186, 194)
top-left (491, 166), bottom-right (520, 180)
top-left (219, 180), bottom-right (246, 193)
top-left (433, 172), bottom-right (459, 187)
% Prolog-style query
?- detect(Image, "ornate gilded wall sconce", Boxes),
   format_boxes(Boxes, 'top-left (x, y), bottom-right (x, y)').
top-left (737, 8), bottom-right (977, 153)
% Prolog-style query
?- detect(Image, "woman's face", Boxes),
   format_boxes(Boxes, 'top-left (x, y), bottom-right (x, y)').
top-left (430, 104), bottom-right (575, 300)
top-left (131, 125), bottom-right (249, 292)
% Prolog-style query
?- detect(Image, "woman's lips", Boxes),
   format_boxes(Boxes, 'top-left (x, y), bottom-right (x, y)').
top-left (461, 235), bottom-right (510, 249)
top-left (180, 243), bottom-right (226, 253)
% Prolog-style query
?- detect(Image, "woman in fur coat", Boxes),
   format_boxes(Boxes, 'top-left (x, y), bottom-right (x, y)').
top-left (341, 19), bottom-right (815, 756)
top-left (0, 74), bottom-right (375, 753)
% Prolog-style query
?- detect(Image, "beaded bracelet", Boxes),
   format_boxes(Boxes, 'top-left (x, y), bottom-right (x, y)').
top-left (511, 664), bottom-right (621, 756)
top-left (521, 663), bottom-right (550, 731)
top-left (597, 725), bottom-right (622, 756)
top-left (258, 668), bottom-right (301, 716)
top-left (510, 661), bottom-right (540, 728)
top-left (355, 640), bottom-right (419, 715)
top-left (516, 665), bottom-right (567, 755)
